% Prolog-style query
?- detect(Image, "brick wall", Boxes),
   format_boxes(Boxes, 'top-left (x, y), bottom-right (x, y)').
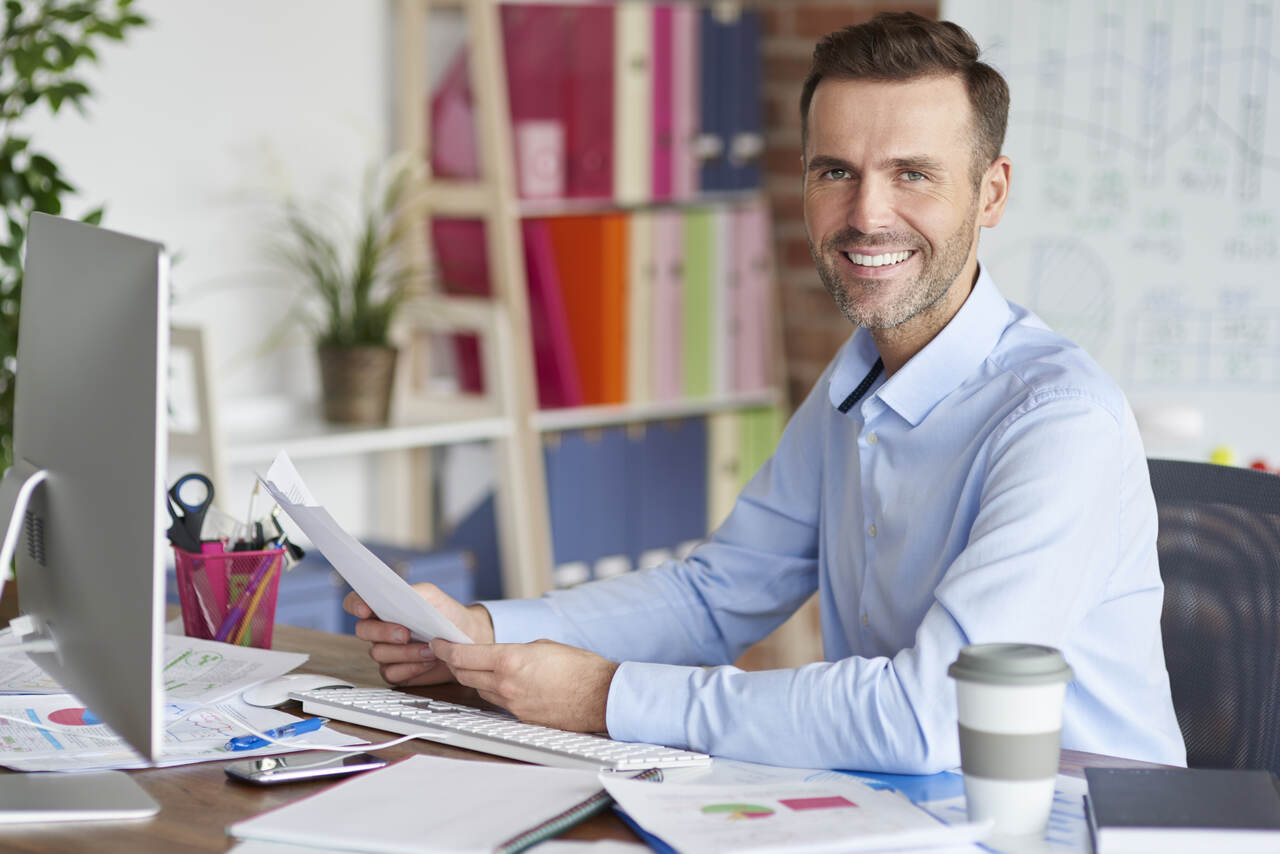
top-left (761, 2), bottom-right (939, 408)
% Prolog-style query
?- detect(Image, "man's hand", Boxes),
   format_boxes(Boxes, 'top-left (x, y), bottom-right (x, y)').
top-left (342, 583), bottom-right (495, 687)
top-left (432, 638), bottom-right (619, 733)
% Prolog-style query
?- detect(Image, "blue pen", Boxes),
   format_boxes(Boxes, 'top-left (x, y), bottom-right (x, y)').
top-left (226, 717), bottom-right (328, 752)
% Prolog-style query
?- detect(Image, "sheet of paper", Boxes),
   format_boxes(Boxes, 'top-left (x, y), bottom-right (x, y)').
top-left (262, 452), bottom-right (471, 644)
top-left (603, 776), bottom-right (989, 854)
top-left (163, 635), bottom-right (309, 705)
top-left (0, 635), bottom-right (307, 706)
top-left (229, 755), bottom-right (603, 854)
top-left (0, 696), bottom-right (361, 772)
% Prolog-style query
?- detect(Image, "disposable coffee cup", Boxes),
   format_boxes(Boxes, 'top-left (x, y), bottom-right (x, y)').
top-left (947, 643), bottom-right (1074, 837)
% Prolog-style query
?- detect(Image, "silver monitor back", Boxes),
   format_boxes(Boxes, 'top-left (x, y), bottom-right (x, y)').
top-left (7, 212), bottom-right (168, 761)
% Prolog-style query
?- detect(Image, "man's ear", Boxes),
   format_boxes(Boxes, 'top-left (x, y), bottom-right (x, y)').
top-left (979, 156), bottom-right (1012, 228)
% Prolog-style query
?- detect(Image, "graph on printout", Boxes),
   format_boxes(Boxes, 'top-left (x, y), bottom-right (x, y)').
top-left (943, 0), bottom-right (1280, 462)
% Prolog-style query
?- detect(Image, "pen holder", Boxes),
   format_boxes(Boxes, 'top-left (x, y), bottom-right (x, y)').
top-left (173, 546), bottom-right (285, 648)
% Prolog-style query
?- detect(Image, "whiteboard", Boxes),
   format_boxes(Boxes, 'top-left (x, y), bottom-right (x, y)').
top-left (943, 0), bottom-right (1280, 464)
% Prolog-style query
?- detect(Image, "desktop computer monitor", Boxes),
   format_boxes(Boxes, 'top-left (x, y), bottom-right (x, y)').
top-left (0, 212), bottom-right (168, 763)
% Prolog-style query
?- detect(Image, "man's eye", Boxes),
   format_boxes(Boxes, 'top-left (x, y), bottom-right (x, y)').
top-left (902, 170), bottom-right (926, 182)
top-left (823, 168), bottom-right (850, 180)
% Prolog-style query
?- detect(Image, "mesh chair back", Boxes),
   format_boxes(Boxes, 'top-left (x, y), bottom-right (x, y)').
top-left (1148, 458), bottom-right (1280, 774)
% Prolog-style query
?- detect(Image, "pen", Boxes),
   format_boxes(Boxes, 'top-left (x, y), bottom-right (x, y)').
top-left (225, 717), bottom-right (328, 752)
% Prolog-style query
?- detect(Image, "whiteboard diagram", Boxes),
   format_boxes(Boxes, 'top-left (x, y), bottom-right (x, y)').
top-left (944, 0), bottom-right (1280, 460)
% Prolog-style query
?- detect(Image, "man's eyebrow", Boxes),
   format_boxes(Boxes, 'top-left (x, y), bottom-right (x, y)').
top-left (884, 155), bottom-right (948, 174)
top-left (805, 155), bottom-right (854, 174)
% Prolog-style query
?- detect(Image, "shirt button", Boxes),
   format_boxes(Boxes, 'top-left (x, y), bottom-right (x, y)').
top-left (867, 433), bottom-right (878, 445)
top-left (868, 524), bottom-right (877, 537)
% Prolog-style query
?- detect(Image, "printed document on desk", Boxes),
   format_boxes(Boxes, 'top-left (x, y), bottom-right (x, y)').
top-left (0, 696), bottom-right (359, 772)
top-left (262, 452), bottom-right (471, 644)
top-left (603, 774), bottom-right (990, 853)
top-left (0, 634), bottom-right (308, 706)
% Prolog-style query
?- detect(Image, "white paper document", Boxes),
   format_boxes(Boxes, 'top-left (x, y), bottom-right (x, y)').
top-left (603, 775), bottom-right (990, 854)
top-left (230, 754), bottom-right (603, 854)
top-left (0, 634), bottom-right (307, 706)
top-left (0, 696), bottom-right (361, 772)
top-left (262, 452), bottom-right (471, 644)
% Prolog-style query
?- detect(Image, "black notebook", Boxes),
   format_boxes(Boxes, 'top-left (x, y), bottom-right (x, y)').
top-left (1084, 767), bottom-right (1280, 854)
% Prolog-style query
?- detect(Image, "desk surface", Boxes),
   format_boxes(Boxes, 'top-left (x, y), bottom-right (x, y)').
top-left (0, 624), bottom-right (1163, 853)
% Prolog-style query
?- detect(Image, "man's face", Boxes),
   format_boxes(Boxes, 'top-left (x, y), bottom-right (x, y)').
top-left (803, 75), bottom-right (999, 334)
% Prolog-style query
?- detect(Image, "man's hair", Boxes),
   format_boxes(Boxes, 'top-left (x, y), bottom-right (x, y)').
top-left (799, 12), bottom-right (1009, 182)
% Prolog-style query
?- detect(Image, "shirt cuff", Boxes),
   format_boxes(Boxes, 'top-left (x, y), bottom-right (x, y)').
top-left (479, 597), bottom-right (576, 645)
top-left (606, 661), bottom-right (701, 749)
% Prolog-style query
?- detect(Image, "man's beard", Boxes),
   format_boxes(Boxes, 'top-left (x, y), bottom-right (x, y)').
top-left (809, 203), bottom-right (979, 330)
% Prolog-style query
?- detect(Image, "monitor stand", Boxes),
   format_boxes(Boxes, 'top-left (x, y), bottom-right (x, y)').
top-left (0, 466), bottom-right (158, 821)
top-left (0, 772), bottom-right (158, 823)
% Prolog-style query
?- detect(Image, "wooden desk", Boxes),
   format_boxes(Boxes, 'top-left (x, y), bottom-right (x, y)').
top-left (0, 624), bottom-right (1164, 853)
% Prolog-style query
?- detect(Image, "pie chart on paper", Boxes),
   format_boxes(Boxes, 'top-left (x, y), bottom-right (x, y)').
top-left (700, 803), bottom-right (775, 820)
top-left (47, 707), bottom-right (100, 726)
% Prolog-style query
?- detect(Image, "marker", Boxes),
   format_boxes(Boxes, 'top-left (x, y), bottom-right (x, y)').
top-left (226, 717), bottom-right (327, 751)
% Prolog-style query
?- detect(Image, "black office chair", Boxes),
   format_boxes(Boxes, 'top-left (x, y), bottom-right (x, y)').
top-left (1148, 458), bottom-right (1280, 775)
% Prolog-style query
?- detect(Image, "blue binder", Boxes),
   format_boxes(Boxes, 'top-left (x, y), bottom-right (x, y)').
top-left (698, 6), bottom-right (734, 192)
top-left (727, 9), bottom-right (763, 190)
top-left (628, 418), bottom-right (708, 567)
top-left (545, 427), bottom-right (631, 578)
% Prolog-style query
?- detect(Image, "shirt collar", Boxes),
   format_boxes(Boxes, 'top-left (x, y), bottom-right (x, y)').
top-left (827, 264), bottom-right (1012, 426)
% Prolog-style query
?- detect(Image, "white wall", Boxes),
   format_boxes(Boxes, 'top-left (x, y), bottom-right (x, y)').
top-left (17, 1), bottom-right (396, 527)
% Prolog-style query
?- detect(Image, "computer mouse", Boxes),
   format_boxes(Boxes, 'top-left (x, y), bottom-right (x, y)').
top-left (241, 673), bottom-right (357, 708)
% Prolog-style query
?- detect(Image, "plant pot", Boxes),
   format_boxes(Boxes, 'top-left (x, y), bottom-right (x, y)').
top-left (317, 345), bottom-right (398, 425)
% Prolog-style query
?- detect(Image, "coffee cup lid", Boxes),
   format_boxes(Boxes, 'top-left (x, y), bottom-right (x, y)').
top-left (947, 643), bottom-right (1074, 686)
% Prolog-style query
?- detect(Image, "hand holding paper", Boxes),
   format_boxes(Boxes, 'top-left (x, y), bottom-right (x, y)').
top-left (261, 453), bottom-right (472, 645)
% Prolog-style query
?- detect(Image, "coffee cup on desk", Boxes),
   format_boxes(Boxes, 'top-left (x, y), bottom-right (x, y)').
top-left (947, 643), bottom-right (1074, 837)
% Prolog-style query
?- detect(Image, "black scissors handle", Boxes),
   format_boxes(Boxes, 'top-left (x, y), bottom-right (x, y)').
top-left (166, 472), bottom-right (214, 552)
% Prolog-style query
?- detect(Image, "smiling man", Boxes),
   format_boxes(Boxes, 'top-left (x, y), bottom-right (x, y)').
top-left (345, 13), bottom-right (1187, 773)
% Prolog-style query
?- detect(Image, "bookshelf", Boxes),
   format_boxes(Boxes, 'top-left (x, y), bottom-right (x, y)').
top-left (382, 0), bottom-right (791, 604)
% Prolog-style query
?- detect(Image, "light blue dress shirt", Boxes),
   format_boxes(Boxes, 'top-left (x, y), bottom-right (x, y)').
top-left (485, 266), bottom-right (1187, 773)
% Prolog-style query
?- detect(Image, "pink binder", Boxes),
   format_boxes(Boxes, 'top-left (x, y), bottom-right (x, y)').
top-left (430, 219), bottom-right (490, 394)
top-left (501, 3), bottom-right (571, 199)
top-left (566, 4), bottom-right (615, 198)
top-left (651, 4), bottom-right (675, 200)
top-left (650, 209), bottom-right (685, 400)
top-left (733, 203), bottom-right (772, 392)
top-left (430, 48), bottom-right (479, 180)
top-left (671, 2), bottom-right (699, 199)
top-left (523, 219), bottom-right (583, 409)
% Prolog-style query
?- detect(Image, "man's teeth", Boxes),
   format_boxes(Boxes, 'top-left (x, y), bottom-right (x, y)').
top-left (847, 250), bottom-right (913, 267)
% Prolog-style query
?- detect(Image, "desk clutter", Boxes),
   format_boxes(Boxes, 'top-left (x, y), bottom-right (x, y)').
top-left (0, 636), bottom-right (357, 773)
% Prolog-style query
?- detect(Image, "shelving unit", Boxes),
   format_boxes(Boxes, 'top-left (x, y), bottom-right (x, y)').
top-left (390, 0), bottom-right (790, 602)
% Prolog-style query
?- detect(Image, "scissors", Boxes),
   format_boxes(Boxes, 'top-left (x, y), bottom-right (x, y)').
top-left (166, 472), bottom-right (215, 552)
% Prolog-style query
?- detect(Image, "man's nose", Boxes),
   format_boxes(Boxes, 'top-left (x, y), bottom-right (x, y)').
top-left (847, 178), bottom-right (894, 233)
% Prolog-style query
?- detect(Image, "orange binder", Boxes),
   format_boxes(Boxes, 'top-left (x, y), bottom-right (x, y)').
top-left (546, 215), bottom-right (629, 405)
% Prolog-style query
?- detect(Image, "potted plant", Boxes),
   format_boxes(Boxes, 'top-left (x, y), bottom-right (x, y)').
top-left (272, 155), bottom-right (422, 425)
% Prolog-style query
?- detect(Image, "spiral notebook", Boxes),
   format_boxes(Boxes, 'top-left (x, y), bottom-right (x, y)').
top-left (228, 755), bottom-right (612, 854)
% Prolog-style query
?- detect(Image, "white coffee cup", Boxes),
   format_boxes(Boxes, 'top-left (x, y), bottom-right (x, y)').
top-left (948, 643), bottom-right (1074, 837)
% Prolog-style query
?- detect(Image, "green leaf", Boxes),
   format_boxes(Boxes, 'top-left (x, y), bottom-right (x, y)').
top-left (46, 89), bottom-right (64, 113)
top-left (28, 153), bottom-right (57, 177)
top-left (0, 173), bottom-right (22, 205)
top-left (0, 137), bottom-right (27, 158)
top-left (81, 205), bottom-right (103, 225)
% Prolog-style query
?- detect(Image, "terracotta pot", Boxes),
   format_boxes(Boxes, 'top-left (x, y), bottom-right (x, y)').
top-left (317, 345), bottom-right (398, 425)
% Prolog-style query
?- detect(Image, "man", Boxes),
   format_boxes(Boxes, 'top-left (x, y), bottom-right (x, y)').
top-left (346, 12), bottom-right (1187, 773)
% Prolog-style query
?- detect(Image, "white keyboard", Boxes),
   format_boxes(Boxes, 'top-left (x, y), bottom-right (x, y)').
top-left (291, 687), bottom-right (712, 771)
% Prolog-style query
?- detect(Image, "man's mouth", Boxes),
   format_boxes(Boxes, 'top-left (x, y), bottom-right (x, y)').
top-left (843, 250), bottom-right (915, 268)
